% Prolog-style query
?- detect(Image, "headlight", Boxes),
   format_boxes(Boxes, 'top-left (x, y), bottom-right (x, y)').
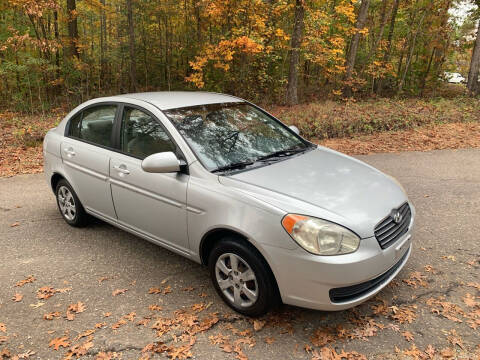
top-left (282, 214), bottom-right (360, 255)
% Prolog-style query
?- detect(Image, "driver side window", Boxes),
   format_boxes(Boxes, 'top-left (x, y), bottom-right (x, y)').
top-left (120, 107), bottom-right (176, 159)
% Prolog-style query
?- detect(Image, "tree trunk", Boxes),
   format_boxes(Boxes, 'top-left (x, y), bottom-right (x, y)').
top-left (368, 0), bottom-right (390, 63)
top-left (100, 0), bottom-right (107, 89)
top-left (420, 47), bottom-right (436, 95)
top-left (53, 10), bottom-right (59, 70)
top-left (286, 0), bottom-right (305, 106)
top-left (126, 0), bottom-right (137, 92)
top-left (376, 0), bottom-right (399, 94)
top-left (344, 0), bottom-right (371, 97)
top-left (467, 23), bottom-right (480, 95)
top-left (398, 11), bottom-right (426, 93)
top-left (66, 0), bottom-right (79, 59)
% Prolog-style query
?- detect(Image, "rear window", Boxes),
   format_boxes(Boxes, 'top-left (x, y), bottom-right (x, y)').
top-left (68, 105), bottom-right (117, 148)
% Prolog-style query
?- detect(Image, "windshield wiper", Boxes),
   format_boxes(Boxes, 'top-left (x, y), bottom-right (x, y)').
top-left (211, 160), bottom-right (255, 173)
top-left (256, 146), bottom-right (308, 162)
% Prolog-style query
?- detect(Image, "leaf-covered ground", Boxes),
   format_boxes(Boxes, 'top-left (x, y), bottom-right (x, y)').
top-left (1, 97), bottom-right (480, 178)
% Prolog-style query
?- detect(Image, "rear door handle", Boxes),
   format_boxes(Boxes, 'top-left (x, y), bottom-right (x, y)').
top-left (64, 147), bottom-right (76, 157)
top-left (113, 164), bottom-right (130, 175)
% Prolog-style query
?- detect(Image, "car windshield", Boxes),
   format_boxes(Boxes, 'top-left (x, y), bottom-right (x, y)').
top-left (164, 102), bottom-right (309, 172)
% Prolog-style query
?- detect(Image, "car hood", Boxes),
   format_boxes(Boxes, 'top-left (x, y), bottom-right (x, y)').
top-left (219, 147), bottom-right (408, 238)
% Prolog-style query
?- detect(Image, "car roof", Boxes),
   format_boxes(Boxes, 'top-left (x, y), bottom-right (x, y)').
top-left (113, 91), bottom-right (243, 110)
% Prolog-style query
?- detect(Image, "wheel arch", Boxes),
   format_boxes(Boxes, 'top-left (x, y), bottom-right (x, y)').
top-left (50, 172), bottom-right (66, 193)
top-left (199, 227), bottom-right (281, 299)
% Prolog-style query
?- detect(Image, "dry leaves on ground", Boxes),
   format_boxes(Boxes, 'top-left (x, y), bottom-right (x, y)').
top-left (319, 122), bottom-right (480, 155)
top-left (15, 276), bottom-right (35, 287)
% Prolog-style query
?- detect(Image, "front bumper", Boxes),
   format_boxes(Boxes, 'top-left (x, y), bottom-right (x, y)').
top-left (265, 226), bottom-right (413, 311)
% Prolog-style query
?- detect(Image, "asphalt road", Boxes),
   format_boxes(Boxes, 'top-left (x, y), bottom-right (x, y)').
top-left (0, 149), bottom-right (479, 359)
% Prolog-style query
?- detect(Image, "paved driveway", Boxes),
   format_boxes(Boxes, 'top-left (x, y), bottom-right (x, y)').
top-left (0, 149), bottom-right (479, 359)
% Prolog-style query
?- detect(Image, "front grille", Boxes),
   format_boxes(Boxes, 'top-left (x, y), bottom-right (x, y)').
top-left (329, 249), bottom-right (409, 303)
top-left (374, 202), bottom-right (411, 249)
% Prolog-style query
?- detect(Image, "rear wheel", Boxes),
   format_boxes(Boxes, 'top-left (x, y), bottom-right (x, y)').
top-left (208, 237), bottom-right (278, 316)
top-left (55, 179), bottom-right (89, 227)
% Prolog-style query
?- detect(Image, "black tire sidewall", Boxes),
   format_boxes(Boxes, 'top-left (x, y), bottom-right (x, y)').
top-left (209, 237), bottom-right (276, 317)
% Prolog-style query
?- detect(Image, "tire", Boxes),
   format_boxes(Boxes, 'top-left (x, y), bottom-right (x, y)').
top-left (208, 236), bottom-right (278, 316)
top-left (55, 179), bottom-right (89, 227)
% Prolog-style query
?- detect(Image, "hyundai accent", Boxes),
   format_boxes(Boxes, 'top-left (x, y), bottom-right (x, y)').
top-left (43, 92), bottom-right (415, 316)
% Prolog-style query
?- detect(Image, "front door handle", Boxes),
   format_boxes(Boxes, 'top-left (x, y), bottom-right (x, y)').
top-left (113, 164), bottom-right (130, 175)
top-left (64, 147), bottom-right (76, 157)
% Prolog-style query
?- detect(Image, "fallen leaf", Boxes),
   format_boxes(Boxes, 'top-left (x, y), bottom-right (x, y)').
top-left (402, 331), bottom-right (414, 342)
top-left (124, 312), bottom-right (136, 322)
top-left (98, 276), bottom-right (110, 283)
top-left (253, 320), bottom-right (265, 332)
top-left (66, 302), bottom-right (86, 321)
top-left (75, 329), bottom-right (95, 341)
top-left (111, 319), bottom-right (126, 330)
top-left (390, 305), bottom-right (417, 324)
top-left (442, 255), bottom-right (455, 261)
top-left (137, 318), bottom-right (150, 327)
top-left (15, 276), bottom-right (35, 287)
top-left (48, 336), bottom-right (70, 351)
top-left (103, 312), bottom-right (112, 317)
top-left (466, 282), bottom-right (480, 290)
top-left (29, 302), bottom-right (44, 308)
top-left (9, 222), bottom-right (19, 227)
top-left (68, 302), bottom-right (86, 313)
top-left (96, 351), bottom-right (119, 359)
top-left (112, 288), bottom-right (128, 296)
top-left (425, 344), bottom-right (435, 359)
top-left (0, 348), bottom-right (11, 358)
top-left (0, 324), bottom-right (5, 333)
top-left (424, 265), bottom-right (436, 273)
top-left (37, 286), bottom-right (56, 300)
top-left (403, 344), bottom-right (423, 359)
top-left (446, 329), bottom-right (464, 349)
top-left (65, 338), bottom-right (93, 358)
top-left (43, 312), bottom-right (61, 320)
top-left (13, 349), bottom-right (35, 359)
top-left (440, 347), bottom-right (454, 358)
top-left (11, 294), bottom-right (23, 302)
top-left (264, 336), bottom-right (275, 344)
top-left (463, 293), bottom-right (479, 307)
top-left (149, 305), bottom-right (163, 311)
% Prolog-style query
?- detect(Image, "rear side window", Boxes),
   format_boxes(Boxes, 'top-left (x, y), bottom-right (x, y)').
top-left (68, 113), bottom-right (82, 138)
top-left (68, 105), bottom-right (117, 148)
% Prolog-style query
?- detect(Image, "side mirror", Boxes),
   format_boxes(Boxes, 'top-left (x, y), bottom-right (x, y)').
top-left (142, 152), bottom-right (181, 173)
top-left (289, 125), bottom-right (300, 135)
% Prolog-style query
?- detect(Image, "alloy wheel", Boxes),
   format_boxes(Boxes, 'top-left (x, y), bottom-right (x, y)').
top-left (57, 185), bottom-right (76, 221)
top-left (215, 253), bottom-right (258, 308)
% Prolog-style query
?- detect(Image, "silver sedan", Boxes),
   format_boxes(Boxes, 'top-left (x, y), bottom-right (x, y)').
top-left (43, 92), bottom-right (414, 316)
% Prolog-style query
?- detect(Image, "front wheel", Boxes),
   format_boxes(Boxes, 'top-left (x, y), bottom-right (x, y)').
top-left (208, 237), bottom-right (278, 316)
top-left (55, 179), bottom-right (89, 227)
